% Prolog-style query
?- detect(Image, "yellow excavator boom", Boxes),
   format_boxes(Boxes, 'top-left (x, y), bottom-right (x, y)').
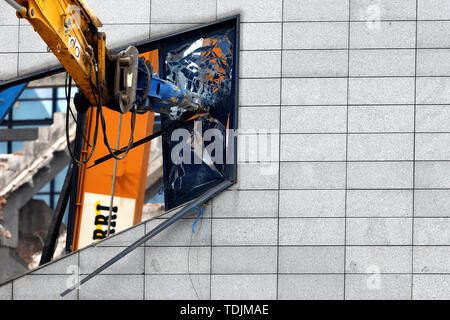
top-left (5, 0), bottom-right (138, 114)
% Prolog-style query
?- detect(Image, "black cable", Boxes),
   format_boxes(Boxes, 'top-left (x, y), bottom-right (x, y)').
top-left (65, 74), bottom-right (100, 166)
top-left (188, 211), bottom-right (203, 300)
top-left (87, 112), bottom-right (190, 169)
top-left (87, 129), bottom-right (162, 169)
top-left (91, 59), bottom-right (136, 160)
top-left (65, 73), bottom-right (95, 148)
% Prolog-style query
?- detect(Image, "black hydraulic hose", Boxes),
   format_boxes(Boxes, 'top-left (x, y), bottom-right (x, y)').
top-left (65, 75), bottom-right (100, 166)
top-left (87, 129), bottom-right (163, 169)
top-left (93, 60), bottom-right (136, 160)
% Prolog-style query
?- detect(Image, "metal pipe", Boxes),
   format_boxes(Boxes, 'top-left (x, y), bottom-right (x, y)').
top-left (40, 164), bottom-right (73, 265)
top-left (4, 0), bottom-right (25, 13)
top-left (60, 180), bottom-right (233, 297)
top-left (106, 114), bottom-right (123, 237)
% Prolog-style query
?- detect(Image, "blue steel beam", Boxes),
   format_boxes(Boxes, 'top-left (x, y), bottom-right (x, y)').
top-left (0, 83), bottom-right (27, 124)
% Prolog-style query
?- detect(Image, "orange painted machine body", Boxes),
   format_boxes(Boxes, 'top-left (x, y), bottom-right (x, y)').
top-left (71, 51), bottom-right (158, 250)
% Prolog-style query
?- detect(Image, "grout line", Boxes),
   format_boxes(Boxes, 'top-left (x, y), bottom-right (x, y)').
top-left (145, 244), bottom-right (450, 248)
top-left (143, 222), bottom-right (146, 300)
top-left (343, 0), bottom-right (351, 300)
top-left (144, 244), bottom-right (450, 248)
top-left (7, 71), bottom-right (450, 79)
top-left (153, 188), bottom-right (450, 193)
top-left (209, 198), bottom-right (213, 300)
top-left (77, 251), bottom-right (80, 299)
top-left (276, 132), bottom-right (450, 135)
top-left (411, 0), bottom-right (419, 300)
top-left (244, 103), bottom-right (449, 107)
top-left (63, 19), bottom-right (450, 24)
top-left (242, 47), bottom-right (450, 50)
top-left (8, 48), bottom-right (450, 53)
top-left (211, 0), bottom-right (217, 299)
top-left (28, 272), bottom-right (450, 276)
top-left (240, 75), bottom-right (450, 79)
top-left (61, 272), bottom-right (450, 275)
top-left (140, 216), bottom-right (450, 220)
top-left (263, 160), bottom-right (415, 163)
top-left (16, 20), bottom-right (20, 77)
top-left (149, 0), bottom-right (152, 39)
top-left (231, 188), bottom-right (450, 191)
top-left (276, 0), bottom-right (284, 301)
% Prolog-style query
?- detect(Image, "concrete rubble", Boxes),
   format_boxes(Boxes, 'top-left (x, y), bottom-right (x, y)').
top-left (0, 113), bottom-right (75, 243)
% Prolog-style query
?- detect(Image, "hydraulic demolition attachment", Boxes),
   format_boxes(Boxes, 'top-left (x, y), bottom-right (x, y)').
top-left (135, 58), bottom-right (206, 120)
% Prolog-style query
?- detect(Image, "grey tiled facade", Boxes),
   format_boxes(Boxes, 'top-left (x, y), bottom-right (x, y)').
top-left (1, 0), bottom-right (450, 300)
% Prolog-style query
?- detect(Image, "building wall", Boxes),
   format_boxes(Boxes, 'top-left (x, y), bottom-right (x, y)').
top-left (2, 0), bottom-right (450, 300)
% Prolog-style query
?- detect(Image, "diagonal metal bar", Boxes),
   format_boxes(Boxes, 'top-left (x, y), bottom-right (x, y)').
top-left (87, 130), bottom-right (162, 169)
top-left (60, 180), bottom-right (232, 297)
top-left (40, 163), bottom-right (73, 265)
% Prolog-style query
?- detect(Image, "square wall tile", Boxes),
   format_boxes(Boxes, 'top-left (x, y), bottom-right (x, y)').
top-left (212, 246), bottom-right (277, 274)
top-left (418, 0), bottom-right (450, 20)
top-left (217, 0), bottom-right (282, 22)
top-left (280, 162), bottom-right (347, 189)
top-left (346, 246), bottom-right (412, 273)
top-left (282, 78), bottom-right (348, 106)
top-left (240, 50), bottom-right (281, 78)
top-left (414, 218), bottom-right (450, 245)
top-left (278, 275), bottom-right (344, 300)
top-left (283, 22), bottom-right (348, 49)
top-left (414, 247), bottom-right (450, 274)
top-left (279, 190), bottom-right (346, 218)
top-left (347, 133), bottom-right (414, 161)
top-left (145, 246), bottom-right (210, 274)
top-left (350, 21), bottom-right (415, 49)
top-left (151, 0), bottom-right (216, 23)
top-left (211, 275), bottom-right (277, 300)
top-left (346, 218), bottom-right (412, 245)
top-left (145, 275), bottom-right (210, 300)
top-left (79, 275), bottom-right (143, 300)
top-left (347, 162), bottom-right (413, 189)
top-left (240, 23), bottom-right (282, 50)
top-left (283, 50), bottom-right (348, 77)
top-left (279, 218), bottom-right (345, 245)
top-left (345, 274), bottom-right (411, 300)
top-left (349, 78), bottom-right (415, 105)
top-left (279, 246), bottom-right (345, 273)
top-left (349, 49), bottom-right (415, 77)
top-left (414, 275), bottom-right (450, 300)
top-left (213, 190), bottom-right (278, 218)
top-left (13, 275), bottom-right (77, 300)
top-left (0, 282), bottom-right (12, 300)
top-left (212, 218), bottom-right (278, 246)
top-left (415, 190), bottom-right (450, 217)
top-left (284, 0), bottom-right (349, 21)
top-left (418, 21), bottom-right (450, 48)
top-left (347, 190), bottom-right (413, 218)
top-left (348, 105), bottom-right (414, 133)
top-left (281, 134), bottom-right (346, 161)
top-left (239, 79), bottom-right (281, 106)
top-left (281, 106), bottom-right (347, 134)
top-left (415, 162), bottom-right (450, 188)
top-left (351, 0), bottom-right (416, 21)
top-left (88, 0), bottom-right (150, 24)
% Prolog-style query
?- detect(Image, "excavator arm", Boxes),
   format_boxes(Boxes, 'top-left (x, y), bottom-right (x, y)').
top-left (5, 0), bottom-right (141, 114)
top-left (5, 0), bottom-right (207, 118)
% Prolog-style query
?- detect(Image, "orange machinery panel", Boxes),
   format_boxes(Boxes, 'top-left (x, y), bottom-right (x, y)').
top-left (72, 50), bottom-right (158, 250)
